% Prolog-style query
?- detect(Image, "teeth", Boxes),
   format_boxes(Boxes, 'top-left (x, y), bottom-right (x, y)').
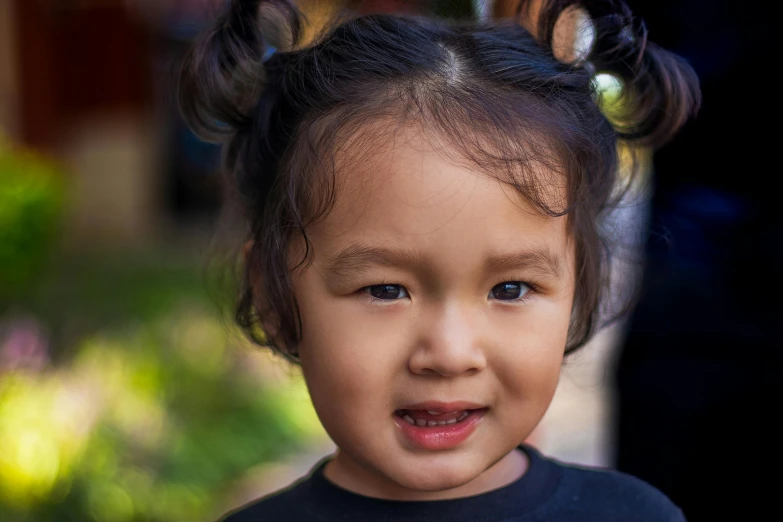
top-left (427, 410), bottom-right (442, 415)
top-left (400, 411), bottom-right (472, 427)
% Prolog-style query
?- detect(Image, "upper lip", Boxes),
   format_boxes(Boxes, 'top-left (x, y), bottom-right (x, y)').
top-left (398, 401), bottom-right (486, 413)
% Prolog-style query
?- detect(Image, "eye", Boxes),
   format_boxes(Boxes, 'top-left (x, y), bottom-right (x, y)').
top-left (489, 281), bottom-right (530, 301)
top-left (364, 284), bottom-right (409, 300)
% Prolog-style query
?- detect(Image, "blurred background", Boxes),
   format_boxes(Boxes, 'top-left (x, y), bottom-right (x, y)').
top-left (0, 1), bottom-right (642, 520)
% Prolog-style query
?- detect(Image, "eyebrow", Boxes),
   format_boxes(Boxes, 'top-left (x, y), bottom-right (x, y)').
top-left (482, 248), bottom-right (563, 278)
top-left (323, 242), bottom-right (563, 281)
top-left (323, 243), bottom-right (428, 281)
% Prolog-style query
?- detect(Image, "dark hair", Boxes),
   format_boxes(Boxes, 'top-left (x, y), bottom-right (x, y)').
top-left (179, 0), bottom-right (700, 360)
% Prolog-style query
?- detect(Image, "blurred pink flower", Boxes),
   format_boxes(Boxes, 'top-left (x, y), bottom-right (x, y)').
top-left (0, 315), bottom-right (51, 373)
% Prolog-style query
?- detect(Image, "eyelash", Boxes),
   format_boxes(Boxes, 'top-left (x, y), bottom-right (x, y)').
top-left (489, 281), bottom-right (539, 303)
top-left (359, 280), bottom-right (540, 303)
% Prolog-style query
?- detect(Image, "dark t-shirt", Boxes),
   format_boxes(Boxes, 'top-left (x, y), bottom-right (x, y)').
top-left (219, 445), bottom-right (684, 521)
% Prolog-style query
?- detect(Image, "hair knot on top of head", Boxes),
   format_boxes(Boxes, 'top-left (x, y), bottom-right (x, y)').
top-left (176, 0), bottom-right (301, 143)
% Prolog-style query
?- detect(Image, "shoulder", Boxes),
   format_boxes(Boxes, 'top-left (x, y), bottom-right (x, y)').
top-left (532, 451), bottom-right (685, 521)
top-left (563, 466), bottom-right (684, 521)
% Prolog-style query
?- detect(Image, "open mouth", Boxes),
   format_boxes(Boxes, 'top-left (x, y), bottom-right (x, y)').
top-left (394, 407), bottom-right (487, 426)
top-left (393, 407), bottom-right (487, 450)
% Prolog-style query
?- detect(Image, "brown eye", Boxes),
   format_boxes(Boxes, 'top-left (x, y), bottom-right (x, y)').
top-left (365, 284), bottom-right (409, 300)
top-left (489, 282), bottom-right (529, 300)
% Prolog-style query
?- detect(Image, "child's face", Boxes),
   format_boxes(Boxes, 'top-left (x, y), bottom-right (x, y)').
top-left (290, 126), bottom-right (575, 500)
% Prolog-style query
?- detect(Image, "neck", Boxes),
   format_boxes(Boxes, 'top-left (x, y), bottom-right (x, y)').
top-left (323, 447), bottom-right (528, 501)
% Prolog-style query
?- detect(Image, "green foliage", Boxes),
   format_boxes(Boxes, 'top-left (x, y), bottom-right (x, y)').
top-left (0, 308), bottom-right (323, 522)
top-left (19, 252), bottom-right (221, 354)
top-left (0, 139), bottom-right (66, 303)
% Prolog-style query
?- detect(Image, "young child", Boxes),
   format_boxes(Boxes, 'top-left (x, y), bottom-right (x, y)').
top-left (179, 0), bottom-right (700, 520)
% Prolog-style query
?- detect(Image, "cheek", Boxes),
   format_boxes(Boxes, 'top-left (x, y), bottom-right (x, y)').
top-left (492, 300), bottom-right (571, 403)
top-left (295, 287), bottom-right (405, 420)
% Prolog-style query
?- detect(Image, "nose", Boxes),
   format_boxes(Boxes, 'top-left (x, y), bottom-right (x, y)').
top-left (407, 301), bottom-right (487, 377)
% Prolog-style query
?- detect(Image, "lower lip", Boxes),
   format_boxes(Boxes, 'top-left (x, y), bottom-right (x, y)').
top-left (395, 409), bottom-right (486, 450)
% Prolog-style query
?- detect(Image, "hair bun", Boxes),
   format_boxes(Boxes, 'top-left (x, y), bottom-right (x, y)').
top-left (521, 0), bottom-right (700, 148)
top-left (178, 0), bottom-right (301, 143)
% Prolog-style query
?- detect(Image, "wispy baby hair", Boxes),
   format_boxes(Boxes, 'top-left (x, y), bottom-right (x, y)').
top-left (178, 0), bottom-right (700, 360)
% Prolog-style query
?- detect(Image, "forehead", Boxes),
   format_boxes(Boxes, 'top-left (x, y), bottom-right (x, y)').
top-left (306, 124), bottom-right (571, 258)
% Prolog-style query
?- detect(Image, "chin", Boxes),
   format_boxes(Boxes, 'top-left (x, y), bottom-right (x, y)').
top-left (391, 461), bottom-right (479, 494)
